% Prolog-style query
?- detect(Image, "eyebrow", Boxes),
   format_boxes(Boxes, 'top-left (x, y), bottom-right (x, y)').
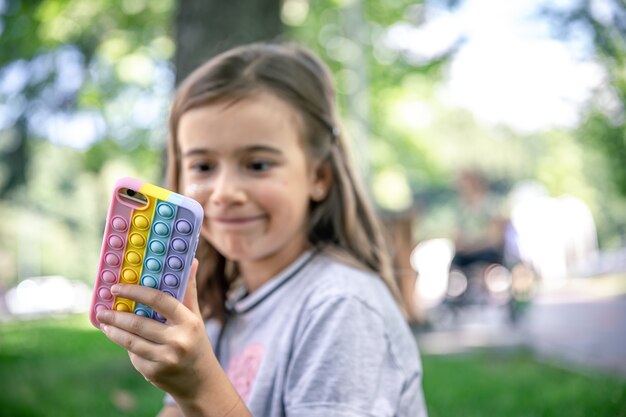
top-left (182, 145), bottom-right (283, 158)
top-left (183, 148), bottom-right (211, 158)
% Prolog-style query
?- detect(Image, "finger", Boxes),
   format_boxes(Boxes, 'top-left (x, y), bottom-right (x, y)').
top-left (110, 284), bottom-right (189, 323)
top-left (100, 323), bottom-right (165, 362)
top-left (128, 352), bottom-right (161, 381)
top-left (128, 352), bottom-right (181, 392)
top-left (96, 309), bottom-right (169, 344)
top-left (182, 259), bottom-right (201, 317)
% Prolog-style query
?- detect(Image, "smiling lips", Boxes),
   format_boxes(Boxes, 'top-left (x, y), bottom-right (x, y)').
top-left (210, 215), bottom-right (266, 227)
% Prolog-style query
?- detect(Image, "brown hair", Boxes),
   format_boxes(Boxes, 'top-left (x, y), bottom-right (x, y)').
top-left (166, 43), bottom-right (401, 321)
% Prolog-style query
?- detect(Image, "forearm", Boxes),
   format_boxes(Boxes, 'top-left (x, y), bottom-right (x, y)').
top-left (172, 366), bottom-right (251, 417)
top-left (176, 397), bottom-right (250, 417)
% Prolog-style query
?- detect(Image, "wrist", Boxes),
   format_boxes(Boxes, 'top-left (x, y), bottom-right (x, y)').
top-left (172, 362), bottom-right (250, 417)
top-left (176, 395), bottom-right (248, 417)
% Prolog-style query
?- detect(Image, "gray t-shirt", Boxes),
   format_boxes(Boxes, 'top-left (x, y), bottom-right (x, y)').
top-left (167, 251), bottom-right (428, 417)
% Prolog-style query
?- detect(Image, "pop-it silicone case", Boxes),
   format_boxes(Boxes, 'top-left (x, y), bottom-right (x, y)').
top-left (90, 177), bottom-right (203, 328)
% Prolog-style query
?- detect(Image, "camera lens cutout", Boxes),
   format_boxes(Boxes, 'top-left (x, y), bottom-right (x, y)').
top-left (118, 188), bottom-right (148, 208)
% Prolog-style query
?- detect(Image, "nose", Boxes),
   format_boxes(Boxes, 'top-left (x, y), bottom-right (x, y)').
top-left (208, 167), bottom-right (246, 206)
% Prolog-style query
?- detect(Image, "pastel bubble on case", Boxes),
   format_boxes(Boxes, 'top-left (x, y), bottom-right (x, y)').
top-left (90, 177), bottom-right (203, 328)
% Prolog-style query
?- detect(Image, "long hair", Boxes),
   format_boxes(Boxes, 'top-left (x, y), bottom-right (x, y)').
top-left (166, 43), bottom-right (402, 321)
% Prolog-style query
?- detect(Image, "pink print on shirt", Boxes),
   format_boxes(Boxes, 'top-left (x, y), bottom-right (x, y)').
top-left (226, 343), bottom-right (265, 401)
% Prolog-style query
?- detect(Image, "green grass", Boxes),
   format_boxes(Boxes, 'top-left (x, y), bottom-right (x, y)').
top-left (422, 351), bottom-right (626, 417)
top-left (0, 315), bottom-right (163, 417)
top-left (0, 315), bottom-right (625, 417)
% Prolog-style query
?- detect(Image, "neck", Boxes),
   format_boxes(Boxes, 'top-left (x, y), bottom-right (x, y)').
top-left (238, 239), bottom-right (310, 293)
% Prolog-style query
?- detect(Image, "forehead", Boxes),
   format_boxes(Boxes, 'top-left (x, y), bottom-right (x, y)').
top-left (177, 92), bottom-right (305, 152)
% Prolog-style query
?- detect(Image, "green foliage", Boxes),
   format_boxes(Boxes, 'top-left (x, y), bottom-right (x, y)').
top-left (0, 0), bottom-right (174, 194)
top-left (580, 111), bottom-right (626, 197)
top-left (0, 0), bottom-right (43, 63)
top-left (544, 0), bottom-right (626, 198)
top-left (287, 0), bottom-right (456, 207)
top-left (576, 113), bottom-right (626, 246)
top-left (0, 140), bottom-right (161, 286)
top-left (0, 0), bottom-right (171, 284)
top-left (0, 118), bottom-right (28, 196)
top-left (82, 138), bottom-right (163, 175)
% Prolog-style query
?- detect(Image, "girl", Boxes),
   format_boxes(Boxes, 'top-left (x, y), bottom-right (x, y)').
top-left (96, 43), bottom-right (428, 417)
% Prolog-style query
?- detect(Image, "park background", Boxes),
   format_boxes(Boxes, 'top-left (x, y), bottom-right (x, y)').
top-left (0, 0), bottom-right (625, 416)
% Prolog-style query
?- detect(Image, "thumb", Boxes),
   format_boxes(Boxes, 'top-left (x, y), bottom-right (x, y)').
top-left (182, 258), bottom-right (201, 317)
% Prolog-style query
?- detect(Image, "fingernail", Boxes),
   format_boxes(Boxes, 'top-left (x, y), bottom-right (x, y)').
top-left (111, 285), bottom-right (121, 294)
top-left (101, 324), bottom-right (109, 333)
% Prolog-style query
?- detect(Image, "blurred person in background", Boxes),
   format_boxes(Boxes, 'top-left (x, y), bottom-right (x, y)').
top-left (451, 169), bottom-right (506, 272)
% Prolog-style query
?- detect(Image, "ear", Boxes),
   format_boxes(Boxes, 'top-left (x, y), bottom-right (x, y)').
top-left (310, 161), bottom-right (333, 202)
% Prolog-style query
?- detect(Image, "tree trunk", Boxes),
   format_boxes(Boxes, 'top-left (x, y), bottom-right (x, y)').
top-left (174, 0), bottom-right (283, 85)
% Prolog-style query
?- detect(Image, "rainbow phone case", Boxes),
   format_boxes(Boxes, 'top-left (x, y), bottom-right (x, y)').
top-left (90, 177), bottom-right (203, 328)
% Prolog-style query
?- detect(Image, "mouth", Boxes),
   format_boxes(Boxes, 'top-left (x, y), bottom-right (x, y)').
top-left (210, 215), bottom-right (266, 226)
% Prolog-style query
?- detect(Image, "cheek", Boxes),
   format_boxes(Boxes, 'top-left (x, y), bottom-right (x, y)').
top-left (198, 227), bottom-right (216, 253)
top-left (199, 224), bottom-right (212, 244)
top-left (262, 185), bottom-right (310, 219)
top-left (178, 172), bottom-right (192, 196)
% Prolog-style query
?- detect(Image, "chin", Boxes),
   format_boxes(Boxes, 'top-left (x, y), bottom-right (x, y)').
top-left (212, 241), bottom-right (260, 262)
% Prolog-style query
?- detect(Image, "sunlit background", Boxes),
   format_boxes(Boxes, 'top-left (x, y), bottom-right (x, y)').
top-left (1, 0), bottom-right (625, 415)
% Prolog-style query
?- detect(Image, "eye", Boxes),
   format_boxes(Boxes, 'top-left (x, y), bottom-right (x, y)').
top-left (247, 160), bottom-right (274, 172)
top-left (191, 162), bottom-right (215, 173)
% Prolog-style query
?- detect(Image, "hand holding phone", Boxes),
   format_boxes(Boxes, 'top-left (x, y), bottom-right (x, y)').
top-left (89, 177), bottom-right (203, 328)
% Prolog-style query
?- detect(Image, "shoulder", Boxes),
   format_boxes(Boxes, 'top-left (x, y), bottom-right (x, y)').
top-left (297, 253), bottom-right (421, 368)
top-left (283, 252), bottom-right (424, 413)
top-left (305, 252), bottom-right (391, 307)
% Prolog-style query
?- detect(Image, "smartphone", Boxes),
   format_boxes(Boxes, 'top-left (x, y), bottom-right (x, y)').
top-left (89, 177), bottom-right (203, 328)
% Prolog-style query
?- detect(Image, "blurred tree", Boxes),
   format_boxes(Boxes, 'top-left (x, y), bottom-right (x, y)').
top-left (0, 0), bottom-right (285, 185)
top-left (174, 0), bottom-right (283, 84)
top-left (0, 0), bottom-right (176, 196)
top-left (288, 0), bottom-right (460, 203)
top-left (545, 0), bottom-right (626, 197)
top-left (0, 116), bottom-right (28, 196)
top-left (290, 0), bottom-right (626, 248)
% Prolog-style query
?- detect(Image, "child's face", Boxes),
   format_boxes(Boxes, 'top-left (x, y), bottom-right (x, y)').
top-left (177, 92), bottom-right (324, 277)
